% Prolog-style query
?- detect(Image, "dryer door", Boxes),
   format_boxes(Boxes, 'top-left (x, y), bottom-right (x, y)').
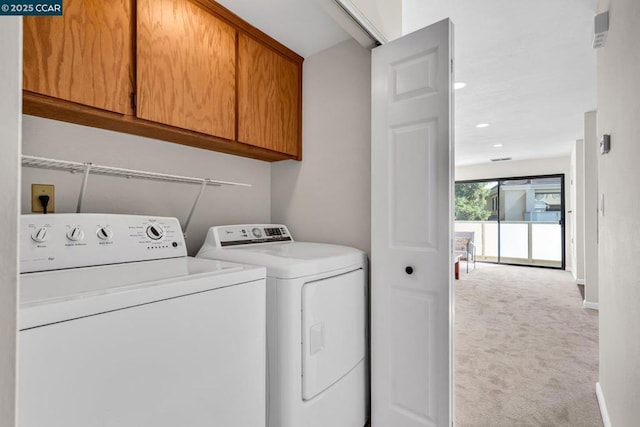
top-left (301, 268), bottom-right (366, 400)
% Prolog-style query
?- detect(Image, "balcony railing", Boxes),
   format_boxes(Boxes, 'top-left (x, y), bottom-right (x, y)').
top-left (455, 220), bottom-right (562, 267)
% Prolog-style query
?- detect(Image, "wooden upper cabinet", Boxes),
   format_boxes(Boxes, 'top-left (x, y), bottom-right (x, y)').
top-left (237, 34), bottom-right (301, 158)
top-left (23, 0), bottom-right (134, 115)
top-left (23, 0), bottom-right (303, 161)
top-left (137, 0), bottom-right (236, 140)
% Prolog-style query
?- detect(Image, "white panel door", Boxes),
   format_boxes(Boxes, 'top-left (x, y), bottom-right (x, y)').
top-left (371, 19), bottom-right (454, 427)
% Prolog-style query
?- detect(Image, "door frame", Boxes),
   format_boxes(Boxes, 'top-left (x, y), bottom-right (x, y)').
top-left (455, 173), bottom-right (566, 270)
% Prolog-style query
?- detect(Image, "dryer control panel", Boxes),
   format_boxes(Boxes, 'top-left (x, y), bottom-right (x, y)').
top-left (21, 214), bottom-right (187, 273)
top-left (212, 224), bottom-right (293, 247)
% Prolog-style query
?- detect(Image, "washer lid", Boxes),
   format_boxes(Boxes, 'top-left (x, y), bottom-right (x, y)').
top-left (20, 257), bottom-right (265, 330)
top-left (197, 241), bottom-right (366, 279)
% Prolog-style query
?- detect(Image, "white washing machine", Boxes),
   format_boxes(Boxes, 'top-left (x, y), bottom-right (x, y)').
top-left (196, 224), bottom-right (369, 427)
top-left (19, 214), bottom-right (266, 427)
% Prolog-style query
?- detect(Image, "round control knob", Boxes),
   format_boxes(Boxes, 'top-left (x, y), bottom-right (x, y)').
top-left (96, 227), bottom-right (113, 241)
top-left (252, 227), bottom-right (263, 238)
top-left (405, 266), bottom-right (414, 275)
top-left (67, 227), bottom-right (85, 242)
top-left (31, 227), bottom-right (49, 243)
top-left (146, 224), bottom-right (165, 241)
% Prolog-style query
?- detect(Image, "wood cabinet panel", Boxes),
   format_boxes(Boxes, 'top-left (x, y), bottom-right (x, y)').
top-left (137, 0), bottom-right (236, 140)
top-left (238, 34), bottom-right (301, 158)
top-left (24, 92), bottom-right (295, 161)
top-left (23, 0), bottom-right (133, 115)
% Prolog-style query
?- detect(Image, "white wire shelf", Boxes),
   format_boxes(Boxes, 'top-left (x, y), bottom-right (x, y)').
top-left (21, 155), bottom-right (252, 236)
top-left (21, 155), bottom-right (251, 187)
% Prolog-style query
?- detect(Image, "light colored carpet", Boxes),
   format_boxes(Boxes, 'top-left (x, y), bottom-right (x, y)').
top-left (455, 263), bottom-right (601, 427)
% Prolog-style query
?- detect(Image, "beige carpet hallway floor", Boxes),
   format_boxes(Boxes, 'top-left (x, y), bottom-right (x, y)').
top-left (455, 263), bottom-right (601, 427)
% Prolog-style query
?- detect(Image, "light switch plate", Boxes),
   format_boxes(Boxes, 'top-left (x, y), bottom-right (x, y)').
top-left (600, 134), bottom-right (611, 154)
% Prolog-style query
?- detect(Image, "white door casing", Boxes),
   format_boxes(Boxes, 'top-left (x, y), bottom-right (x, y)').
top-left (371, 19), bottom-right (454, 427)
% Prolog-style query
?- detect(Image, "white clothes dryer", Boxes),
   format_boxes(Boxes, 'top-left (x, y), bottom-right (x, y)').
top-left (197, 224), bottom-right (369, 427)
top-left (19, 214), bottom-right (266, 427)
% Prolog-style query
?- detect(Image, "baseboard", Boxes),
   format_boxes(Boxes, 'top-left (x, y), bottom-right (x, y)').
top-left (583, 300), bottom-right (600, 310)
top-left (576, 279), bottom-right (585, 285)
top-left (596, 382), bottom-right (612, 427)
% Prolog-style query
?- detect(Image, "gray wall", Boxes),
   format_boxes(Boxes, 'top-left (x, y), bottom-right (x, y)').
top-left (596, 0), bottom-right (640, 424)
top-left (271, 39), bottom-right (371, 254)
top-left (583, 111), bottom-right (599, 306)
top-left (22, 116), bottom-right (271, 255)
top-left (455, 156), bottom-right (571, 184)
top-left (0, 17), bottom-right (21, 427)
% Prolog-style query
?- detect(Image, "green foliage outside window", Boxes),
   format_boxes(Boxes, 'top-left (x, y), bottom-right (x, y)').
top-left (455, 182), bottom-right (492, 221)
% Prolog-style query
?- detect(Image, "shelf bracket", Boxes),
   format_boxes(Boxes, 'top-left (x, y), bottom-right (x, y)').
top-left (76, 162), bottom-right (93, 213)
top-left (182, 179), bottom-right (209, 238)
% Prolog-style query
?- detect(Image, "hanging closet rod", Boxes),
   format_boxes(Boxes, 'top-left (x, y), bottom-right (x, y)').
top-left (21, 155), bottom-right (251, 236)
top-left (21, 155), bottom-right (251, 188)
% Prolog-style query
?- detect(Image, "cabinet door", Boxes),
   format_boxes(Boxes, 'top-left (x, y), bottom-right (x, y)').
top-left (23, 0), bottom-right (134, 115)
top-left (137, 0), bottom-right (236, 140)
top-left (238, 34), bottom-right (301, 157)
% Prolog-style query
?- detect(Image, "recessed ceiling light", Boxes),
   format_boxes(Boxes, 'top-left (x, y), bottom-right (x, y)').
top-left (476, 123), bottom-right (490, 128)
top-left (454, 82), bottom-right (467, 90)
top-left (493, 144), bottom-right (503, 148)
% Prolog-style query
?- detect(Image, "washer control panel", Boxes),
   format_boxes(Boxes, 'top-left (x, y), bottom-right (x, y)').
top-left (21, 214), bottom-right (186, 273)
top-left (213, 224), bottom-right (293, 247)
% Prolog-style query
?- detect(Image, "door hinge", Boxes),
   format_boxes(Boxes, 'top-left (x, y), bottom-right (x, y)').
top-left (130, 92), bottom-right (136, 111)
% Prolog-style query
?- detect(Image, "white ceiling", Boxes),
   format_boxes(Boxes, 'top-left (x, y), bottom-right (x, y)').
top-left (216, 0), bottom-right (598, 167)
top-left (404, 0), bottom-right (598, 166)
top-left (214, 0), bottom-right (351, 57)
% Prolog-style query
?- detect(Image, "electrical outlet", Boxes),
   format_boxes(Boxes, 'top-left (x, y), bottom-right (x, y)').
top-left (31, 184), bottom-right (55, 213)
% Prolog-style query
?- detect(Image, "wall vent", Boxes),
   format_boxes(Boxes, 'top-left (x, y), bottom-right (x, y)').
top-left (593, 11), bottom-right (609, 48)
top-left (490, 157), bottom-right (512, 162)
